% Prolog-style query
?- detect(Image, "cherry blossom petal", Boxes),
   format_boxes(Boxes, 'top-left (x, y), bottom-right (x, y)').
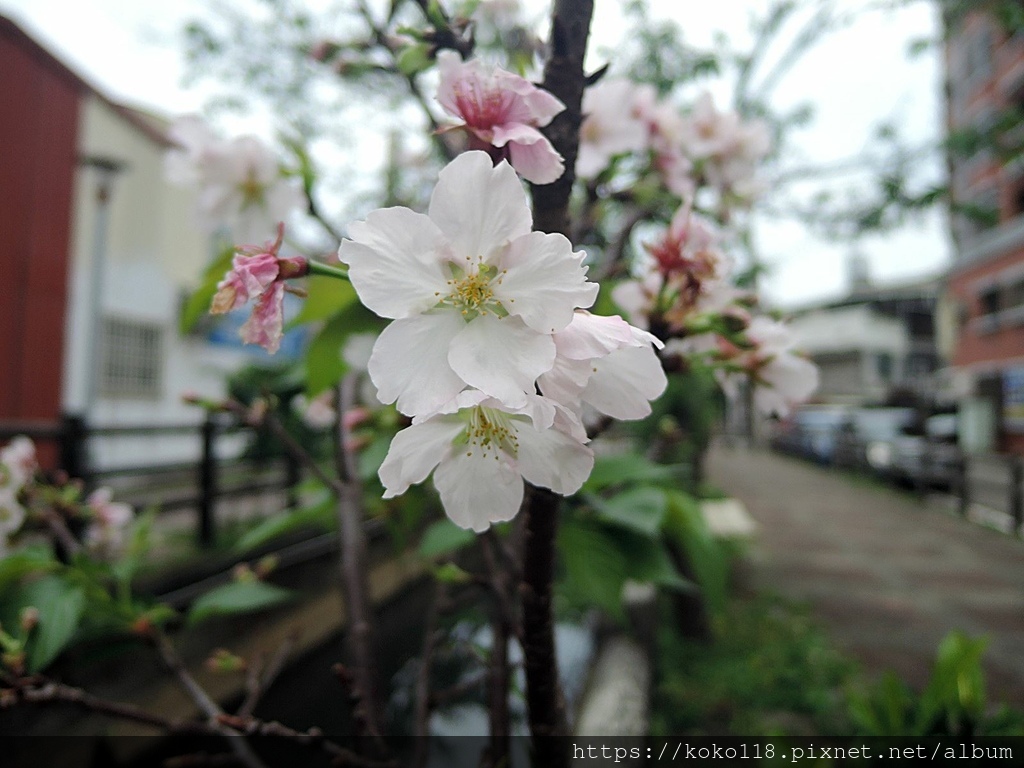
top-left (428, 152), bottom-right (531, 260)
top-left (448, 314), bottom-right (556, 408)
top-left (369, 312), bottom-right (468, 416)
top-left (379, 418), bottom-right (465, 498)
top-left (434, 450), bottom-right (523, 532)
top-left (756, 353), bottom-right (819, 417)
top-left (583, 345), bottom-right (668, 420)
top-left (553, 311), bottom-right (635, 360)
top-left (515, 421), bottom-right (594, 496)
top-left (506, 133), bottom-right (565, 185)
top-left (240, 282), bottom-right (285, 353)
top-left (493, 231), bottom-right (598, 333)
top-left (340, 208), bottom-right (451, 319)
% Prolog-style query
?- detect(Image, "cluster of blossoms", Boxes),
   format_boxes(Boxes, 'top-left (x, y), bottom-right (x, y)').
top-left (195, 53), bottom-right (815, 529)
top-left (612, 202), bottom-right (817, 418)
top-left (166, 116), bottom-right (304, 244)
top-left (0, 437), bottom-right (35, 555)
top-left (339, 151), bottom-right (666, 531)
top-left (577, 80), bottom-right (771, 205)
top-left (0, 437), bottom-right (135, 560)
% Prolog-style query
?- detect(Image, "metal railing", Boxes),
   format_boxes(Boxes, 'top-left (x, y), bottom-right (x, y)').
top-left (0, 414), bottom-right (302, 547)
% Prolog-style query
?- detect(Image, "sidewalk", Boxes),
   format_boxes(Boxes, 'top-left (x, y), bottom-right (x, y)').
top-left (707, 443), bottom-right (1024, 702)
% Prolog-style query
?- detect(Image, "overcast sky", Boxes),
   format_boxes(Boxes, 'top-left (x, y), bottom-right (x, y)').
top-left (0, 0), bottom-right (947, 307)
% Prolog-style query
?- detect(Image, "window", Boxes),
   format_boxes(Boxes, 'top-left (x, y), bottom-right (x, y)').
top-left (99, 317), bottom-right (164, 398)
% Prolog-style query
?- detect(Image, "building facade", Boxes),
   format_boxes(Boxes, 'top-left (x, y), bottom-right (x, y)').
top-left (1, 15), bottom-right (262, 469)
top-left (944, 7), bottom-right (1024, 455)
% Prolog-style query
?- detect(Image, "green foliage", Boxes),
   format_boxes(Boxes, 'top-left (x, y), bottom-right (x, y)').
top-left (582, 452), bottom-right (680, 493)
top-left (187, 579), bottom-right (292, 625)
top-left (1, 575), bottom-right (87, 673)
top-left (305, 302), bottom-right (382, 397)
top-left (432, 562), bottom-right (473, 585)
top-left (587, 486), bottom-right (667, 537)
top-left (233, 493), bottom-right (335, 552)
top-left (179, 244), bottom-right (236, 335)
top-left (418, 519), bottom-right (476, 559)
top-left (848, 631), bottom-right (1024, 737)
top-left (0, 546), bottom-right (59, 591)
top-left (652, 595), bottom-right (857, 736)
top-left (663, 491), bottom-right (729, 616)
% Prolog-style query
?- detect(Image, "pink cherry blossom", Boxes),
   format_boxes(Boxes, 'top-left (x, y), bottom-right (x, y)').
top-left (84, 487), bottom-right (134, 556)
top-left (437, 51), bottom-right (566, 184)
top-left (744, 316), bottom-right (819, 417)
top-left (210, 225), bottom-right (306, 354)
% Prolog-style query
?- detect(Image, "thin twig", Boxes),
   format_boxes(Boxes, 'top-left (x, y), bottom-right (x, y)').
top-left (259, 407), bottom-right (345, 496)
top-left (354, 0), bottom-right (456, 161)
top-left (237, 633), bottom-right (298, 719)
top-left (4, 677), bottom-right (394, 768)
top-left (218, 715), bottom-right (398, 768)
top-left (152, 632), bottom-right (269, 768)
top-left (43, 510), bottom-right (82, 558)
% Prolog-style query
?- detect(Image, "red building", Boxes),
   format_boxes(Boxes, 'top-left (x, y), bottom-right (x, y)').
top-left (945, 8), bottom-right (1024, 455)
top-left (0, 15), bottom-right (80, 429)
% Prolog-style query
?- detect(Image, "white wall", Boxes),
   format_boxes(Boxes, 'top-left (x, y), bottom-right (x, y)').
top-left (64, 96), bottom-right (255, 470)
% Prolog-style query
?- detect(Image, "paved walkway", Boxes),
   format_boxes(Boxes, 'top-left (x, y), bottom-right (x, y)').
top-left (707, 443), bottom-right (1024, 702)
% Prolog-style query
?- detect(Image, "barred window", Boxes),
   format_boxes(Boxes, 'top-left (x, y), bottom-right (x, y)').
top-left (99, 317), bottom-right (163, 398)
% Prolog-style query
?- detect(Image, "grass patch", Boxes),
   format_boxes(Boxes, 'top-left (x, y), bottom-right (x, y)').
top-left (652, 593), bottom-right (857, 736)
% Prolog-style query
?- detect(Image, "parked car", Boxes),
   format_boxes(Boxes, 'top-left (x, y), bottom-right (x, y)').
top-left (887, 414), bottom-right (960, 490)
top-left (770, 405), bottom-right (851, 464)
top-left (832, 407), bottom-right (916, 473)
top-left (834, 407), bottom-right (959, 489)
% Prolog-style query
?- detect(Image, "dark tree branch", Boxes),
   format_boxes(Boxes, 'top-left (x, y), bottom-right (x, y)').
top-left (518, 1), bottom-right (594, 763)
top-left (332, 374), bottom-right (386, 755)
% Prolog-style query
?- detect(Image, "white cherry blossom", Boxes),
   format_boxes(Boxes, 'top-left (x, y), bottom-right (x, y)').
top-left (538, 311), bottom-right (667, 421)
top-left (577, 79), bottom-right (652, 178)
top-left (166, 116), bottom-right (304, 243)
top-left (339, 151), bottom-right (598, 416)
top-left (378, 391), bottom-right (594, 532)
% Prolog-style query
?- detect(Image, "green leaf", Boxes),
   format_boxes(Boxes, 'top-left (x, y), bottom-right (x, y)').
top-left (433, 562), bottom-right (472, 585)
top-left (305, 304), bottom-right (381, 397)
top-left (187, 580), bottom-right (292, 625)
top-left (557, 519), bottom-right (630, 620)
top-left (582, 452), bottom-right (679, 493)
top-left (288, 276), bottom-right (357, 327)
top-left (397, 42), bottom-right (433, 77)
top-left (234, 494), bottom-right (335, 552)
top-left (664, 491), bottom-right (729, 615)
top-left (19, 575), bottom-right (87, 672)
top-left (589, 486), bottom-right (668, 537)
top-left (179, 244), bottom-right (235, 334)
top-left (357, 434), bottom-right (393, 482)
top-left (418, 519), bottom-right (476, 559)
top-left (621, 538), bottom-right (694, 593)
top-left (0, 546), bottom-right (59, 590)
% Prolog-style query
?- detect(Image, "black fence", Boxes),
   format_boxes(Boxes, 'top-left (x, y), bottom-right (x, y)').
top-left (0, 414), bottom-right (302, 548)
